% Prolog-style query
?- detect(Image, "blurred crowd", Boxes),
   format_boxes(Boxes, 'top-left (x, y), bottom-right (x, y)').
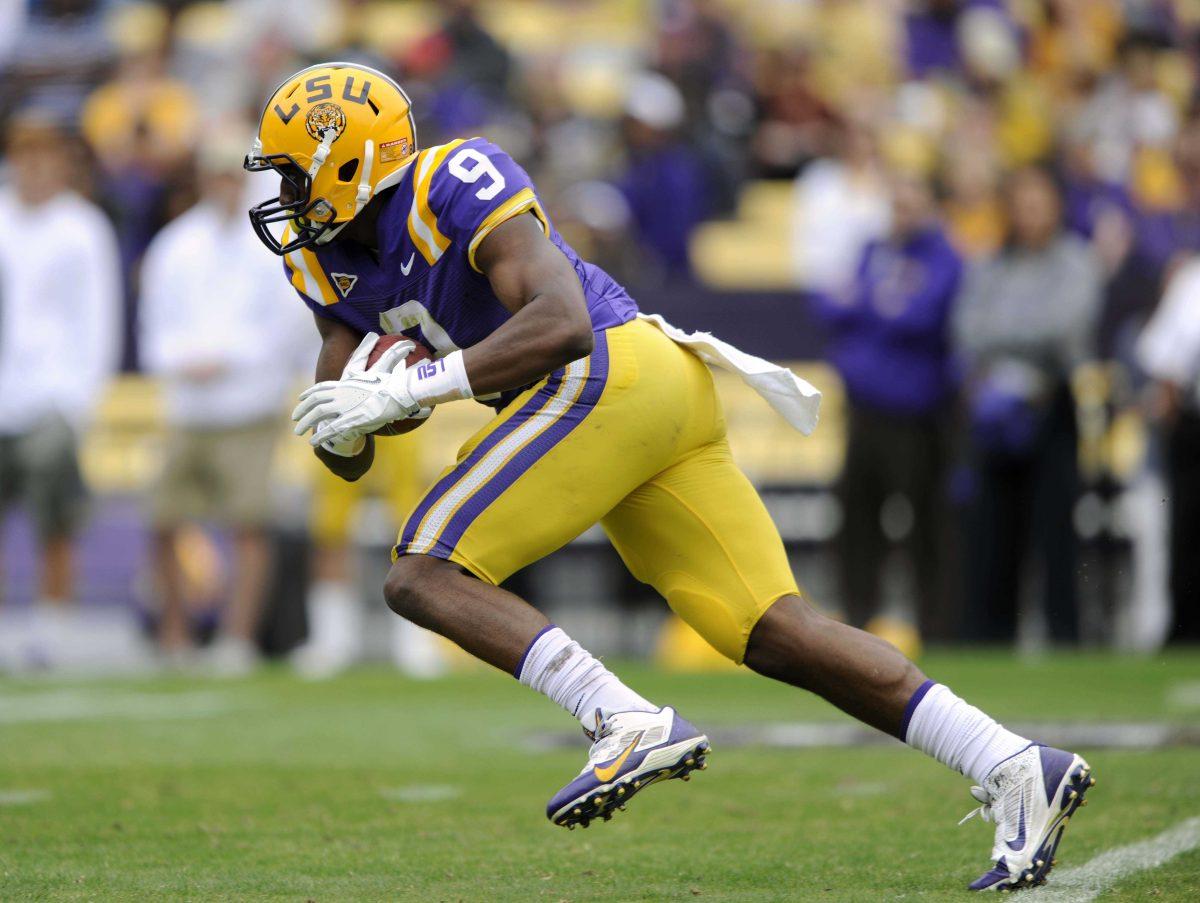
top-left (2, 0), bottom-right (1200, 676)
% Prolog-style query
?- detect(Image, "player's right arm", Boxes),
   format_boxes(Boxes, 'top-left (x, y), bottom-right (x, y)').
top-left (311, 312), bottom-right (376, 481)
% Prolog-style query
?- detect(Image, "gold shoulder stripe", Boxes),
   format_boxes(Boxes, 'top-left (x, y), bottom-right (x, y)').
top-left (467, 187), bottom-right (550, 272)
top-left (407, 138), bottom-right (468, 265)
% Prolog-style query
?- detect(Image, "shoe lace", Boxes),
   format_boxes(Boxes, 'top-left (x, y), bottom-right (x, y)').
top-left (958, 785), bottom-right (995, 826)
top-left (581, 710), bottom-right (624, 765)
top-left (582, 708), bottom-right (609, 744)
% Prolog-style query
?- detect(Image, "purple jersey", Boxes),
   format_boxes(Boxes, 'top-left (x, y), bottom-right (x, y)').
top-left (282, 137), bottom-right (637, 405)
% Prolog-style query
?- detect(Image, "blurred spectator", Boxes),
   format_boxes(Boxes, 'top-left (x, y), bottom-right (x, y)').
top-left (750, 45), bottom-right (833, 179)
top-left (1070, 30), bottom-right (1178, 188)
top-left (1138, 115), bottom-right (1200, 272)
top-left (552, 180), bottom-right (643, 286)
top-left (0, 112), bottom-right (120, 657)
top-left (1136, 257), bottom-right (1200, 644)
top-left (904, 0), bottom-right (971, 79)
top-left (792, 118), bottom-right (889, 294)
top-left (616, 72), bottom-right (714, 280)
top-left (654, 0), bottom-right (749, 189)
top-left (941, 149), bottom-right (1005, 259)
top-left (138, 134), bottom-right (307, 674)
top-left (806, 0), bottom-right (898, 107)
top-left (435, 0), bottom-right (512, 95)
top-left (1059, 129), bottom-right (1136, 240)
top-left (655, 0), bottom-right (740, 108)
top-left (1090, 191), bottom-right (1164, 650)
top-left (82, 31), bottom-right (200, 367)
top-left (0, 0), bottom-right (113, 124)
top-left (954, 165), bottom-right (1103, 645)
top-left (296, 444), bottom-right (447, 679)
top-left (404, 0), bottom-right (514, 139)
top-left (81, 32), bottom-right (199, 245)
top-left (812, 171), bottom-right (962, 641)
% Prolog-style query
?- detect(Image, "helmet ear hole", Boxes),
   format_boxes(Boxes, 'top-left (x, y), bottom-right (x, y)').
top-left (338, 158), bottom-right (360, 182)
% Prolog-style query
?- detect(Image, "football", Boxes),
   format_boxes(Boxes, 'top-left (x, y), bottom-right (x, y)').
top-left (367, 334), bottom-right (435, 436)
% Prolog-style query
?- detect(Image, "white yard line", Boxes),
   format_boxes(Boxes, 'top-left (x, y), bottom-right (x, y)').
top-left (1035, 817), bottom-right (1200, 902)
top-left (1166, 680), bottom-right (1200, 711)
top-left (377, 785), bottom-right (462, 803)
top-left (0, 689), bottom-right (233, 724)
top-left (0, 789), bottom-right (50, 806)
top-left (531, 721), bottom-right (1200, 752)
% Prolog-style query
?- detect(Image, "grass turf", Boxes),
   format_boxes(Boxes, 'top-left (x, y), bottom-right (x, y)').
top-left (1, 650), bottom-right (1198, 901)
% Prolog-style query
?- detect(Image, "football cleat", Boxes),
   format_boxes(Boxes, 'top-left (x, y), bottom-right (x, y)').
top-left (962, 744), bottom-right (1095, 891)
top-left (547, 707), bottom-right (709, 829)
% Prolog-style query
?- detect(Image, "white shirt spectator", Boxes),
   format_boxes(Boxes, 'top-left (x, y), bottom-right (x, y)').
top-left (0, 185), bottom-right (121, 435)
top-left (1137, 257), bottom-right (1200, 396)
top-left (791, 157), bottom-right (890, 295)
top-left (139, 201), bottom-right (311, 428)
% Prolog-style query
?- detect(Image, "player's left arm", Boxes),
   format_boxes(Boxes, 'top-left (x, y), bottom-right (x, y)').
top-left (310, 312), bottom-right (376, 481)
top-left (460, 213), bottom-right (594, 395)
top-left (298, 143), bottom-right (596, 448)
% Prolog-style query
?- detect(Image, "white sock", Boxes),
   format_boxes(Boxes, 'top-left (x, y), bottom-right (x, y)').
top-left (902, 681), bottom-right (1031, 785)
top-left (515, 625), bottom-right (657, 728)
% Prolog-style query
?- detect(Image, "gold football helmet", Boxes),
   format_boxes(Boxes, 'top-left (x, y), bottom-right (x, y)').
top-left (245, 61), bottom-right (417, 255)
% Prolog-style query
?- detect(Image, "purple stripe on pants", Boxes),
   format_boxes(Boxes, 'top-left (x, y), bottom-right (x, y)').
top-left (432, 331), bottom-right (611, 555)
top-left (397, 369), bottom-right (566, 550)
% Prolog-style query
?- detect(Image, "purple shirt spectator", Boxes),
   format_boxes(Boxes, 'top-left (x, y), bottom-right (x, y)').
top-left (812, 226), bottom-right (963, 416)
top-left (618, 144), bottom-right (711, 277)
top-left (904, 0), bottom-right (1009, 79)
top-left (1136, 207), bottom-right (1200, 270)
top-left (1063, 178), bottom-right (1135, 239)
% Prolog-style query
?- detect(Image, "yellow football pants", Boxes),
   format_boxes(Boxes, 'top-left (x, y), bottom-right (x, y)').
top-left (394, 318), bottom-right (799, 662)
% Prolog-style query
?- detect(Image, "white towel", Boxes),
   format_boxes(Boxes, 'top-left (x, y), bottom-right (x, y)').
top-left (637, 312), bottom-right (822, 435)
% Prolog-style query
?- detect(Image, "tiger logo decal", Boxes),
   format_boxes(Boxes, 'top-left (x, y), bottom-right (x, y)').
top-left (305, 102), bottom-right (347, 143)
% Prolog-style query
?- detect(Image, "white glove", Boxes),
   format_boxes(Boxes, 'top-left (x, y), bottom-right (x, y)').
top-left (292, 333), bottom-right (426, 447)
top-left (320, 433), bottom-right (366, 457)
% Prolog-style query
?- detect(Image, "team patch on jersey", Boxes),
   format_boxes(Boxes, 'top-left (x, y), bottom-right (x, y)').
top-left (331, 272), bottom-right (358, 297)
top-left (379, 137), bottom-right (411, 163)
top-left (306, 102), bottom-right (347, 142)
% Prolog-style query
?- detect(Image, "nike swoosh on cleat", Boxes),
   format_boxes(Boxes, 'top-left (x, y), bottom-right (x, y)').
top-left (1007, 796), bottom-right (1027, 851)
top-left (400, 253), bottom-right (416, 275)
top-left (593, 732), bottom-right (643, 783)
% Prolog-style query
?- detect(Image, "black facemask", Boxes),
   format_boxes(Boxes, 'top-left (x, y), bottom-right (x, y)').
top-left (243, 152), bottom-right (339, 255)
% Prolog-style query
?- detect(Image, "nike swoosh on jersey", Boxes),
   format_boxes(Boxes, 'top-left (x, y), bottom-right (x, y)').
top-left (593, 732), bottom-right (644, 783)
top-left (400, 253), bottom-right (416, 275)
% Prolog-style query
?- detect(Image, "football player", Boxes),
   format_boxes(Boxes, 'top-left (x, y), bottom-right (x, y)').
top-left (247, 63), bottom-right (1093, 891)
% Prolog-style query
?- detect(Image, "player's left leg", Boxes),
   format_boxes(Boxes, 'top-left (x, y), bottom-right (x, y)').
top-left (603, 438), bottom-right (1094, 891)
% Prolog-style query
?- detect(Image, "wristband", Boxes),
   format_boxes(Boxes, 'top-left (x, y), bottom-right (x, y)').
top-left (321, 434), bottom-right (366, 457)
top-left (406, 349), bottom-right (474, 407)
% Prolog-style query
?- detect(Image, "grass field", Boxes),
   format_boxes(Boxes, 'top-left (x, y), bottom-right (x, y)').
top-left (2, 651), bottom-right (1199, 901)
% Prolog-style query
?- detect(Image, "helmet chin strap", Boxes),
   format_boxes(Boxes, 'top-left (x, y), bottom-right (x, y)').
top-left (314, 136), bottom-right (415, 245)
top-left (314, 222), bottom-right (346, 244)
top-left (354, 139), bottom-right (375, 215)
top-left (308, 129), bottom-right (336, 178)
top-left (307, 129), bottom-right (342, 245)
